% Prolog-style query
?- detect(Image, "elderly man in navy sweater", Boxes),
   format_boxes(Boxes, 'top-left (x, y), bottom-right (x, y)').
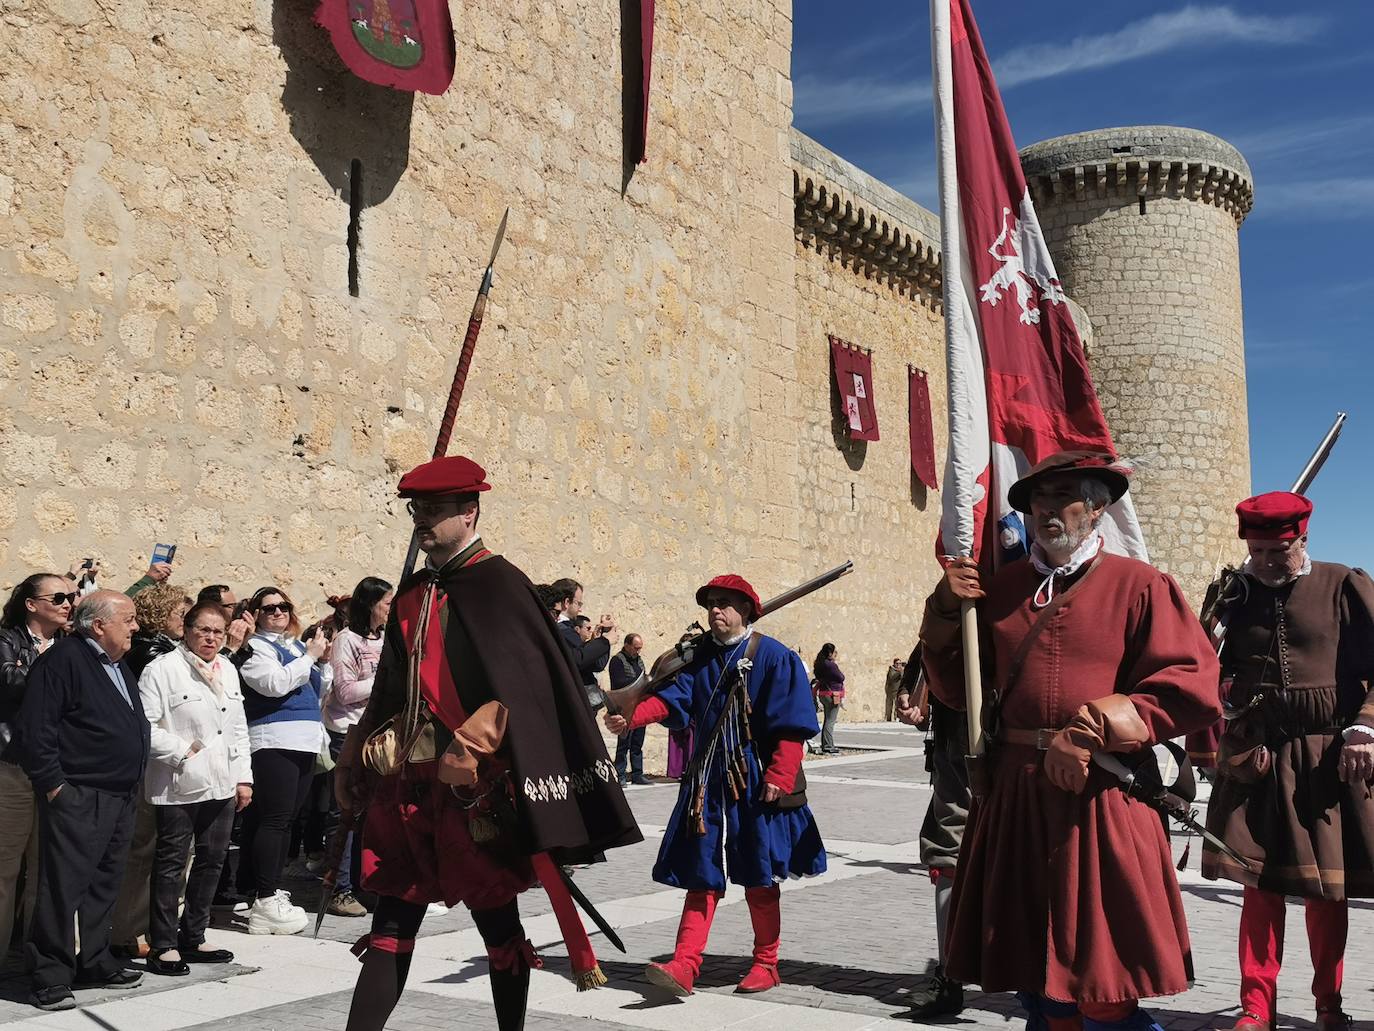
top-left (19, 591), bottom-right (150, 1011)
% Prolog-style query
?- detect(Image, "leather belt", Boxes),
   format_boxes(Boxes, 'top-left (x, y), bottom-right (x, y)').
top-left (998, 727), bottom-right (1062, 750)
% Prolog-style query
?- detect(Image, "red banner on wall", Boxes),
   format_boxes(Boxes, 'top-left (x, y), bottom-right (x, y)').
top-left (315, 0), bottom-right (456, 95)
top-left (908, 366), bottom-right (938, 489)
top-left (829, 336), bottom-right (879, 442)
top-left (636, 0), bottom-right (655, 163)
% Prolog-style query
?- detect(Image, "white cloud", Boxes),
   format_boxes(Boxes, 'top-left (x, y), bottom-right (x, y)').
top-left (992, 6), bottom-right (1320, 88)
top-left (793, 5), bottom-right (1324, 129)
top-left (1254, 177), bottom-right (1374, 218)
top-left (1230, 115), bottom-right (1374, 163)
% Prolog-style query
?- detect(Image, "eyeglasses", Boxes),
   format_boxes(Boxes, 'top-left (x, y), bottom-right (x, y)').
top-left (257, 603), bottom-right (293, 615)
top-left (189, 625), bottom-right (226, 638)
top-left (405, 500), bottom-right (462, 519)
top-left (43, 593), bottom-right (79, 606)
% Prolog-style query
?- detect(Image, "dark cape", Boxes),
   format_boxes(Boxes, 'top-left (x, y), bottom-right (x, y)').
top-left (364, 546), bottom-right (642, 867)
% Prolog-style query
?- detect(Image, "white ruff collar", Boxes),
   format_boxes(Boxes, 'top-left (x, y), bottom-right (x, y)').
top-left (712, 625), bottom-right (753, 647)
top-left (1029, 533), bottom-right (1103, 609)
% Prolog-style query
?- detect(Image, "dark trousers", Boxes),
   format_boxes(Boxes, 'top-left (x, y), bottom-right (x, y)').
top-left (150, 797), bottom-right (235, 951)
top-left (323, 730), bottom-right (357, 893)
top-left (614, 727), bottom-right (646, 779)
top-left (237, 748), bottom-right (314, 901)
top-left (26, 784), bottom-right (136, 989)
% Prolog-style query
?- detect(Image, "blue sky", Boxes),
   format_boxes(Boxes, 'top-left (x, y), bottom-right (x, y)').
top-left (792, 2), bottom-right (1373, 571)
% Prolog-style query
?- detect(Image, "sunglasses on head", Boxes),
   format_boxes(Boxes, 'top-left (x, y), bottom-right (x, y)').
top-left (44, 592), bottom-right (79, 606)
top-left (257, 602), bottom-right (293, 615)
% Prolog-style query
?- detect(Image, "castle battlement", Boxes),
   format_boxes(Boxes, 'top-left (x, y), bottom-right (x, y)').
top-left (791, 130), bottom-right (943, 303)
top-left (1020, 126), bottom-right (1254, 224)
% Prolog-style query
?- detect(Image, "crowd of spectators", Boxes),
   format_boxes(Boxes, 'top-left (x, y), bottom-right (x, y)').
top-left (0, 554), bottom-right (680, 1009)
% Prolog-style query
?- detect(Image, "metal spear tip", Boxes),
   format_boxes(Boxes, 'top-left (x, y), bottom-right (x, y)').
top-left (487, 207), bottom-right (510, 269)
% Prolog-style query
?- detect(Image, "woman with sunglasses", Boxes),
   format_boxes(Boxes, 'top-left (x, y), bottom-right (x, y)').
top-left (0, 575), bottom-right (73, 954)
top-left (235, 586), bottom-right (332, 935)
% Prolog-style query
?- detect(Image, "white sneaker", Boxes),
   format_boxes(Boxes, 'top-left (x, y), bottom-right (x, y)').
top-left (247, 890), bottom-right (309, 935)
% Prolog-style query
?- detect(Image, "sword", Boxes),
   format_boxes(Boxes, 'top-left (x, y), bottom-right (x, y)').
top-left (1093, 752), bottom-right (1253, 870)
top-left (317, 210), bottom-right (511, 938)
top-left (559, 868), bottom-right (625, 953)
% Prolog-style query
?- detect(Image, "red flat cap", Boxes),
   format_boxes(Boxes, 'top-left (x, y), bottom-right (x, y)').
top-left (396, 455), bottom-right (492, 498)
top-left (695, 574), bottom-right (763, 621)
top-left (1006, 450), bottom-right (1131, 514)
top-left (1236, 491), bottom-right (1312, 540)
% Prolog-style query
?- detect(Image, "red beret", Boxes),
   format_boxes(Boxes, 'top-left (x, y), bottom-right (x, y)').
top-left (695, 574), bottom-right (763, 621)
top-left (396, 455), bottom-right (492, 498)
top-left (1006, 450), bottom-right (1131, 514)
top-left (1236, 491), bottom-right (1312, 540)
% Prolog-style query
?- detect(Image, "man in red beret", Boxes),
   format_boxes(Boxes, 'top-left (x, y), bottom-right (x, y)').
top-left (604, 574), bottom-right (826, 997)
top-left (920, 451), bottom-right (1222, 1031)
top-left (1201, 491), bottom-right (1374, 1031)
top-left (334, 455), bottom-right (642, 1031)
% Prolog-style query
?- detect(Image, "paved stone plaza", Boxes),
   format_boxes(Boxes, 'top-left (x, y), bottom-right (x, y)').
top-left (2, 724), bottom-right (1370, 1030)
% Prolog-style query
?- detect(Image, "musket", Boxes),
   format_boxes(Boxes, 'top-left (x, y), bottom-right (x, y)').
top-left (315, 209), bottom-right (510, 939)
top-left (397, 207), bottom-right (511, 581)
top-left (1210, 411), bottom-right (1347, 661)
top-left (1092, 752), bottom-right (1252, 870)
top-left (604, 560), bottom-right (854, 720)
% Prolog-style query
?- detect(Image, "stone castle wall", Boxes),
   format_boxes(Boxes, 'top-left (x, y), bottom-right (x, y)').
top-left (788, 133), bottom-right (947, 719)
top-left (1021, 128), bottom-right (1253, 604)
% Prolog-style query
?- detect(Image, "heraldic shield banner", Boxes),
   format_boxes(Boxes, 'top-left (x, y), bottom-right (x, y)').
top-left (315, 0), bottom-right (456, 95)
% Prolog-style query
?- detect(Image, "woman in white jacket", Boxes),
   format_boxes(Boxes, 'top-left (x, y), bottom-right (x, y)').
top-left (139, 601), bottom-right (252, 976)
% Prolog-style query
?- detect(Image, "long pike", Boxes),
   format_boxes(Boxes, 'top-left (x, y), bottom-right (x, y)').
top-left (315, 209), bottom-right (510, 939)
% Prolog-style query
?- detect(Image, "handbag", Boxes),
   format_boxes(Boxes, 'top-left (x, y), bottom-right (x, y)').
top-left (362, 585), bottom-right (439, 776)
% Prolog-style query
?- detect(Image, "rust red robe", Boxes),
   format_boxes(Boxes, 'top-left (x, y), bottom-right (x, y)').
top-left (921, 551), bottom-right (1221, 1004)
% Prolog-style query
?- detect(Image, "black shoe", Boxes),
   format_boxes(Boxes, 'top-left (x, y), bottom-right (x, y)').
top-left (74, 968), bottom-right (143, 989)
top-left (631, 775), bottom-right (651, 786)
top-left (905, 973), bottom-right (964, 1019)
top-left (147, 952), bottom-right (190, 977)
top-left (617, 776), bottom-right (629, 786)
top-left (181, 946), bottom-right (234, 964)
top-left (29, 985), bottom-right (76, 1011)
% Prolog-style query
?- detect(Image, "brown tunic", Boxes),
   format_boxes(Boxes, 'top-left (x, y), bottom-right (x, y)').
top-left (1202, 561), bottom-right (1374, 899)
top-left (922, 552), bottom-right (1221, 1004)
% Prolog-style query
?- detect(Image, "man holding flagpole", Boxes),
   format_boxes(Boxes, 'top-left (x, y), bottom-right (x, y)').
top-left (926, 1), bottom-right (1224, 1028)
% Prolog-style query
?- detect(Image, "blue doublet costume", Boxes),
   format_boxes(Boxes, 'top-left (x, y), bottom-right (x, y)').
top-left (651, 632), bottom-right (827, 892)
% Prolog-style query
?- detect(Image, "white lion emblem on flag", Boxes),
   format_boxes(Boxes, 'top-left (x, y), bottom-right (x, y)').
top-left (979, 198), bottom-right (1066, 326)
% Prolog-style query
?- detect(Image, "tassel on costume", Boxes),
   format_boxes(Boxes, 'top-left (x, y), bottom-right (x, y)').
top-left (1176, 840), bottom-right (1191, 872)
top-left (574, 965), bottom-right (608, 991)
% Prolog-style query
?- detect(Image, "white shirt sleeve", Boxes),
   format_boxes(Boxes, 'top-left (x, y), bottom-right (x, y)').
top-left (239, 637), bottom-right (318, 699)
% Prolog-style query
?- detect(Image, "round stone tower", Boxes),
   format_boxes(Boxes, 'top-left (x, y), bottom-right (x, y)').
top-left (1019, 126), bottom-right (1254, 605)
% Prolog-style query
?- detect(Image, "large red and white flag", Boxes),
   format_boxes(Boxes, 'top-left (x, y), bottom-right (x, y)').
top-left (931, 0), bottom-right (1147, 569)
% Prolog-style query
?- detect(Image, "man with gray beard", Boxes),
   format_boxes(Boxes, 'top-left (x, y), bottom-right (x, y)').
top-left (1201, 491), bottom-right (1374, 1031)
top-left (919, 451), bottom-right (1220, 1031)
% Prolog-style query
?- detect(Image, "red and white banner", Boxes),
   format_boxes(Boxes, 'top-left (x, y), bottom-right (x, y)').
top-left (829, 336), bottom-right (879, 442)
top-left (931, 0), bottom-right (1146, 568)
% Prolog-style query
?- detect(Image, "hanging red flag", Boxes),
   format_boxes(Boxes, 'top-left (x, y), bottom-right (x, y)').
top-left (909, 366), bottom-right (938, 489)
top-left (315, 0), bottom-right (456, 96)
top-left (829, 336), bottom-right (879, 442)
top-left (638, 0), bottom-right (655, 163)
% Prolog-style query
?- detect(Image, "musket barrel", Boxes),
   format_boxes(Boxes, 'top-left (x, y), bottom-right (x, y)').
top-left (758, 560), bottom-right (853, 617)
top-left (1290, 412), bottom-right (1346, 496)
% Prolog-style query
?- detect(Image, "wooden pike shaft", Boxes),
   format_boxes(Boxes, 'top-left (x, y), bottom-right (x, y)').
top-left (961, 599), bottom-right (986, 757)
